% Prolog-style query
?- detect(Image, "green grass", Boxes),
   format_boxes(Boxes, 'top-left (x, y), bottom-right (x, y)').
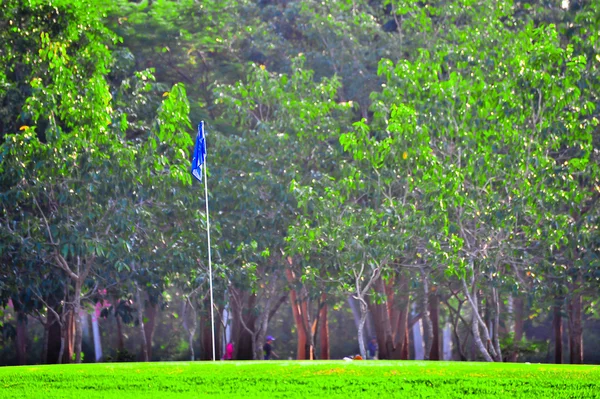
top-left (0, 361), bottom-right (598, 398)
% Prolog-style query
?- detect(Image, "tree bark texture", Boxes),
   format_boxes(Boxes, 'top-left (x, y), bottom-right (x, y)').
top-left (46, 295), bottom-right (62, 364)
top-left (492, 288), bottom-right (502, 362)
top-left (62, 309), bottom-right (75, 363)
top-left (428, 291), bottom-right (440, 361)
top-left (509, 296), bottom-right (524, 362)
top-left (357, 300), bottom-right (369, 359)
top-left (134, 285), bottom-right (149, 362)
top-left (73, 280), bottom-right (84, 363)
top-left (234, 292), bottom-right (257, 360)
top-left (420, 271), bottom-right (433, 360)
top-left (285, 266), bottom-right (312, 360)
top-left (568, 293), bottom-right (583, 364)
top-left (200, 309), bottom-right (213, 360)
top-left (16, 311), bottom-right (27, 365)
top-left (553, 301), bottom-right (563, 364)
top-left (318, 293), bottom-right (330, 360)
top-left (143, 299), bottom-right (158, 361)
top-left (397, 273), bottom-right (410, 360)
top-left (462, 277), bottom-right (494, 362)
top-left (368, 275), bottom-right (404, 360)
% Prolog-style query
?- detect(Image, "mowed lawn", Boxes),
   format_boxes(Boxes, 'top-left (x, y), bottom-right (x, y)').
top-left (0, 360), bottom-right (599, 398)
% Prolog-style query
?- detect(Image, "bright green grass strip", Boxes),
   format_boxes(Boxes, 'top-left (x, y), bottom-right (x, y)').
top-left (0, 361), bottom-right (598, 398)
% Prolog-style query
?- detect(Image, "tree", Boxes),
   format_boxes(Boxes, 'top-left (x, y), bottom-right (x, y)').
top-left (0, 0), bottom-right (193, 363)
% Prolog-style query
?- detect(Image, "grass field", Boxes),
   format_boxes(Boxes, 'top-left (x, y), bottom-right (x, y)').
top-left (0, 360), bottom-right (598, 398)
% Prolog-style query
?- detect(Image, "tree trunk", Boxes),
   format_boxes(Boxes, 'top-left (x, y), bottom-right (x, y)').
top-left (300, 291), bottom-right (315, 360)
top-left (420, 271), bottom-right (433, 360)
top-left (115, 310), bottom-right (125, 352)
top-left (144, 300), bottom-right (158, 361)
top-left (553, 301), bottom-right (563, 364)
top-left (214, 302), bottom-right (223, 361)
top-left (462, 278), bottom-right (493, 362)
top-left (492, 287), bottom-right (502, 362)
top-left (16, 311), bottom-right (27, 365)
top-left (509, 296), bottom-right (524, 362)
top-left (568, 293), bottom-right (583, 364)
top-left (42, 323), bottom-right (49, 364)
top-left (401, 321), bottom-right (410, 360)
top-left (134, 284), bottom-right (149, 362)
top-left (201, 312), bottom-right (213, 360)
top-left (357, 300), bottom-right (369, 359)
top-left (234, 292), bottom-right (256, 360)
top-left (199, 294), bottom-right (219, 360)
top-left (318, 293), bottom-right (329, 360)
top-left (397, 273), bottom-right (410, 360)
top-left (369, 275), bottom-right (402, 360)
top-left (46, 301), bottom-right (62, 364)
top-left (285, 267), bottom-right (308, 359)
top-left (428, 291), bottom-right (440, 360)
top-left (73, 280), bottom-right (84, 363)
top-left (62, 306), bottom-right (75, 363)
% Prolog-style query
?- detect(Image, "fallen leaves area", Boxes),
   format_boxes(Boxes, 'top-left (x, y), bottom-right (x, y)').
top-left (0, 361), bottom-right (598, 398)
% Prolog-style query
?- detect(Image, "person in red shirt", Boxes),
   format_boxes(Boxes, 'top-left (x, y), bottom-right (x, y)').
top-left (223, 341), bottom-right (234, 360)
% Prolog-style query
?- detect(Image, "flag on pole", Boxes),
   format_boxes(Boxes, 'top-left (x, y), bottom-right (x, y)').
top-left (191, 122), bottom-right (206, 182)
top-left (190, 120), bottom-right (216, 361)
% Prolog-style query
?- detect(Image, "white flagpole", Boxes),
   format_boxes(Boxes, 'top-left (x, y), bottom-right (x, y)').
top-left (202, 122), bottom-right (216, 361)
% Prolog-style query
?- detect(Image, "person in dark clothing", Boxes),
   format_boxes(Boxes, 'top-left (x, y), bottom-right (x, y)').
top-left (263, 335), bottom-right (278, 360)
top-left (367, 337), bottom-right (379, 360)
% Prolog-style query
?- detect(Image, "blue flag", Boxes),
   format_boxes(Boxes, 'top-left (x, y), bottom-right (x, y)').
top-left (191, 121), bottom-right (206, 182)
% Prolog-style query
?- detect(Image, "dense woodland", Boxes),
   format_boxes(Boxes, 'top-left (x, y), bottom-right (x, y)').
top-left (0, 0), bottom-right (599, 366)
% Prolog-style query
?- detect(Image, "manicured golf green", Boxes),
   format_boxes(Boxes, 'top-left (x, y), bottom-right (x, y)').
top-left (0, 361), bottom-right (598, 398)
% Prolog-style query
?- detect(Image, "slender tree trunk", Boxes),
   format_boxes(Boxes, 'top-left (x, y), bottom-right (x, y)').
top-left (144, 300), bottom-right (158, 361)
top-left (369, 275), bottom-right (401, 360)
top-left (420, 271), bottom-right (433, 360)
top-left (42, 323), bottom-right (49, 364)
top-left (553, 301), bottom-right (563, 364)
top-left (182, 297), bottom-right (197, 361)
top-left (357, 301), bottom-right (369, 359)
top-left (492, 288), bottom-right (502, 362)
top-left (57, 305), bottom-right (69, 364)
top-left (133, 283), bottom-right (149, 362)
top-left (428, 291), bottom-right (440, 360)
top-left (568, 293), bottom-right (583, 364)
top-left (73, 280), bottom-right (84, 363)
top-left (215, 303), bottom-right (223, 361)
top-left (299, 288), bottom-right (315, 360)
top-left (189, 331), bottom-right (195, 361)
top-left (16, 311), bottom-right (27, 365)
top-left (285, 267), bottom-right (308, 359)
top-left (384, 276), bottom-right (403, 359)
top-left (46, 301), bottom-right (62, 364)
top-left (115, 311), bottom-right (125, 352)
top-left (368, 277), bottom-right (386, 358)
top-left (318, 293), bottom-right (330, 360)
top-left (200, 294), bottom-right (218, 360)
top-left (462, 278), bottom-right (493, 362)
top-left (509, 296), bottom-right (524, 362)
top-left (58, 336), bottom-right (65, 364)
top-left (235, 292), bottom-right (256, 360)
top-left (462, 272), bottom-right (498, 361)
top-left (62, 304), bottom-right (75, 363)
top-left (397, 274), bottom-right (410, 360)
top-left (401, 322), bottom-right (410, 360)
top-left (201, 311), bottom-right (213, 360)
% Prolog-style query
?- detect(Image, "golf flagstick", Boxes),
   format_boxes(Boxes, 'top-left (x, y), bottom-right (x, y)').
top-left (191, 121), bottom-right (216, 361)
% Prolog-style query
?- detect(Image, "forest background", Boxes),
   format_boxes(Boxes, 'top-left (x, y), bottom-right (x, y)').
top-left (0, 0), bottom-right (599, 366)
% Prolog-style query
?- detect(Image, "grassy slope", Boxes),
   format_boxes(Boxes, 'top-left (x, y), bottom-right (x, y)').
top-left (0, 361), bottom-right (599, 398)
